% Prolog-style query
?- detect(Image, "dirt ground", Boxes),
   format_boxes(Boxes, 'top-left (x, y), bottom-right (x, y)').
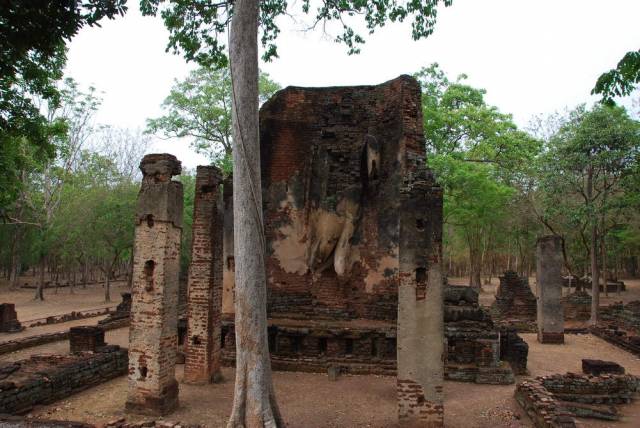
top-left (12, 329), bottom-right (638, 428)
top-left (1, 277), bottom-right (640, 427)
top-left (0, 278), bottom-right (128, 322)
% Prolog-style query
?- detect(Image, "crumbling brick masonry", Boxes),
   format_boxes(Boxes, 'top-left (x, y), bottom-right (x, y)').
top-left (516, 372), bottom-right (640, 427)
top-left (492, 271), bottom-right (537, 329)
top-left (69, 326), bottom-right (105, 353)
top-left (0, 347), bottom-right (127, 415)
top-left (0, 303), bottom-right (22, 333)
top-left (184, 165), bottom-right (223, 384)
top-left (125, 154), bottom-right (183, 416)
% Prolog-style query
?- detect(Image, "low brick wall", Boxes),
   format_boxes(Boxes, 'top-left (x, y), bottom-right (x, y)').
top-left (0, 331), bottom-right (68, 355)
top-left (562, 291), bottom-right (591, 322)
top-left (515, 373), bottom-right (640, 427)
top-left (0, 346), bottom-right (128, 414)
top-left (0, 318), bottom-right (130, 356)
top-left (591, 325), bottom-right (640, 357)
top-left (600, 301), bottom-right (640, 333)
top-left (515, 378), bottom-right (577, 428)
top-left (541, 372), bottom-right (638, 404)
top-left (24, 307), bottom-right (115, 329)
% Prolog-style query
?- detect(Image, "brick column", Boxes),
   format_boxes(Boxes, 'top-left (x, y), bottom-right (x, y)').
top-left (184, 165), bottom-right (224, 384)
top-left (536, 235), bottom-right (564, 344)
top-left (125, 153), bottom-right (183, 416)
top-left (397, 168), bottom-right (444, 427)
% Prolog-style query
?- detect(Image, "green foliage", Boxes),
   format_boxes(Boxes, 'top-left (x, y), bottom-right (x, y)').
top-left (417, 64), bottom-right (540, 168)
top-left (593, 50), bottom-right (640, 105)
top-left (415, 64), bottom-right (542, 281)
top-left (49, 151), bottom-right (137, 269)
top-left (179, 171), bottom-right (196, 275)
top-left (146, 66), bottom-right (280, 171)
top-left (0, 2), bottom-right (127, 210)
top-left (536, 104), bottom-right (640, 273)
top-left (140, 0), bottom-right (452, 67)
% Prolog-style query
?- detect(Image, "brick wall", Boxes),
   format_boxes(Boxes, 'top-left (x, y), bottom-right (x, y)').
top-left (184, 166), bottom-right (223, 384)
top-left (222, 76), bottom-right (428, 322)
top-left (0, 347), bottom-right (127, 415)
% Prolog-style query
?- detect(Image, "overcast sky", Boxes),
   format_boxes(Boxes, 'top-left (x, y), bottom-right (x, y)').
top-left (65, 0), bottom-right (640, 169)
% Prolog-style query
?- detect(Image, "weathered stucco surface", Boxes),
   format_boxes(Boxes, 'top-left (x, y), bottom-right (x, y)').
top-left (126, 154), bottom-right (183, 416)
top-left (536, 235), bottom-right (565, 344)
top-left (222, 75), bottom-right (437, 323)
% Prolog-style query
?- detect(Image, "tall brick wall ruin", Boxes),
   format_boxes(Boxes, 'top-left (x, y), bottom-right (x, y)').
top-left (251, 75), bottom-right (443, 425)
top-left (184, 166), bottom-right (223, 384)
top-left (126, 154), bottom-right (183, 416)
top-left (219, 75), bottom-right (434, 323)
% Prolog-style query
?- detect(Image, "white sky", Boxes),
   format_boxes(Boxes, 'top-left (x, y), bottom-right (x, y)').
top-left (65, 0), bottom-right (640, 169)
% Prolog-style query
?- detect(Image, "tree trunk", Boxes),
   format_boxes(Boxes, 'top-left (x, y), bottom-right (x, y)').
top-left (588, 166), bottom-right (599, 325)
top-left (601, 178), bottom-right (608, 297)
top-left (9, 224), bottom-right (22, 291)
top-left (601, 231), bottom-right (608, 298)
top-left (469, 247), bottom-right (482, 289)
top-left (615, 252), bottom-right (621, 295)
top-left (127, 256), bottom-right (134, 289)
top-left (104, 273), bottom-right (111, 302)
top-left (35, 257), bottom-right (45, 301)
top-left (83, 263), bottom-right (89, 288)
top-left (227, 0), bottom-right (283, 426)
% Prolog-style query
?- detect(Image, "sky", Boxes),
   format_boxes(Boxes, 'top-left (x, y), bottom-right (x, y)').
top-left (64, 0), bottom-right (640, 169)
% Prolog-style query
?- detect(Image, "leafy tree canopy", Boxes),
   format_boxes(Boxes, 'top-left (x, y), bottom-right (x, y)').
top-left (592, 50), bottom-right (640, 105)
top-left (414, 63), bottom-right (541, 287)
top-left (140, 0), bottom-right (453, 67)
top-left (146, 66), bottom-right (280, 171)
top-left (0, 1), bottom-right (127, 211)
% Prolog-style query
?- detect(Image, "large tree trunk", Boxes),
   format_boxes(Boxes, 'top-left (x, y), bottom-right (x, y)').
top-left (227, 0), bottom-right (283, 426)
top-left (588, 166), bottom-right (599, 325)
